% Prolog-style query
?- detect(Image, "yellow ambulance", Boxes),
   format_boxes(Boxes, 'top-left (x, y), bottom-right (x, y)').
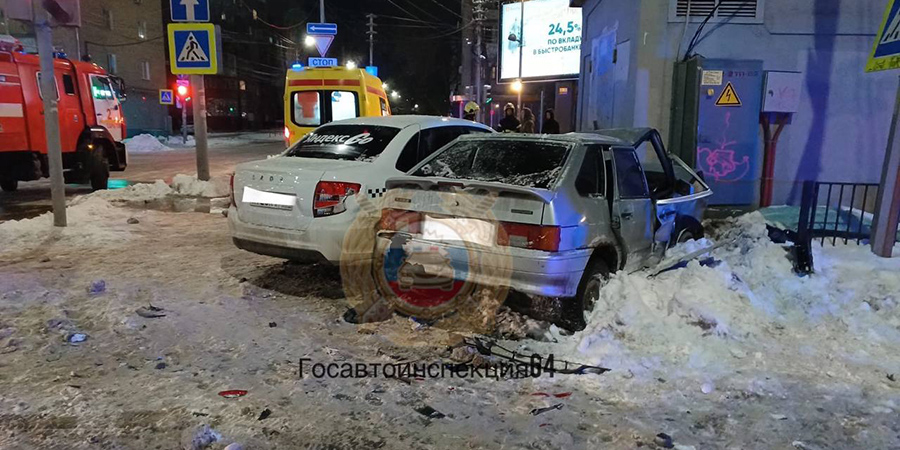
top-left (283, 66), bottom-right (391, 146)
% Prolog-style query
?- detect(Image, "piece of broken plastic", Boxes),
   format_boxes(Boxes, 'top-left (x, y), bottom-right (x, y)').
top-left (88, 280), bottom-right (106, 295)
top-left (218, 390), bottom-right (248, 398)
top-left (67, 333), bottom-right (87, 343)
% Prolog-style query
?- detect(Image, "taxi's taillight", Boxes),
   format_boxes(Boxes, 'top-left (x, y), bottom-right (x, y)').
top-left (497, 222), bottom-right (561, 252)
top-left (283, 127), bottom-right (291, 146)
top-left (379, 208), bottom-right (422, 234)
top-left (313, 181), bottom-right (360, 217)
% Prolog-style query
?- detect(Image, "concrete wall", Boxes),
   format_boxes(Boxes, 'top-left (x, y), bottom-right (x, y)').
top-left (578, 0), bottom-right (893, 205)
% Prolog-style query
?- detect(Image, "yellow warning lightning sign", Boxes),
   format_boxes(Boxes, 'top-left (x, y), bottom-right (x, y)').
top-left (716, 82), bottom-right (742, 107)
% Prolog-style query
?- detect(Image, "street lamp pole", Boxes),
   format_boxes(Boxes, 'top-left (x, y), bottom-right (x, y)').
top-left (517, 0), bottom-right (524, 118)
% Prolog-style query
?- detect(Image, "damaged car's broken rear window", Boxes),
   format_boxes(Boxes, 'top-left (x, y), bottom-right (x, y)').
top-left (413, 139), bottom-right (570, 189)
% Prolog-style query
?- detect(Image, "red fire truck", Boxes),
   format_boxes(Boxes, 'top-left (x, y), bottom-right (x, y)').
top-left (0, 36), bottom-right (127, 192)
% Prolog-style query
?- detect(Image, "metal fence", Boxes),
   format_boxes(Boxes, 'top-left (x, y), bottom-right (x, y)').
top-left (797, 180), bottom-right (881, 246)
top-left (794, 180), bottom-right (895, 274)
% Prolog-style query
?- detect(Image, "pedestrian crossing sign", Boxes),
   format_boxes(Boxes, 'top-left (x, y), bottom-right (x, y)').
top-left (168, 23), bottom-right (220, 75)
top-left (160, 89), bottom-right (174, 105)
top-left (867, 0), bottom-right (900, 72)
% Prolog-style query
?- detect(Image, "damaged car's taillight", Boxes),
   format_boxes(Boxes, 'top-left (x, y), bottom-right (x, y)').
top-left (497, 222), bottom-right (561, 252)
top-left (379, 208), bottom-right (422, 234)
top-left (313, 181), bottom-right (360, 217)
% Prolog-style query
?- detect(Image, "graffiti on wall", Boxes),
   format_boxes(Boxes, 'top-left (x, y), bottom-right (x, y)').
top-left (696, 112), bottom-right (750, 183)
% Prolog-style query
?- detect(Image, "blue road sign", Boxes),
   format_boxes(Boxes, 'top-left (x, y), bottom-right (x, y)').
top-left (309, 57), bottom-right (338, 68)
top-left (307, 23), bottom-right (338, 35)
top-left (160, 89), bottom-right (174, 105)
top-left (168, 23), bottom-right (220, 74)
top-left (171, 0), bottom-right (210, 22)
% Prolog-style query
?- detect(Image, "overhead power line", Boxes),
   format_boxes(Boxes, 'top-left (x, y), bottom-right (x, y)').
top-left (425, 0), bottom-right (463, 19)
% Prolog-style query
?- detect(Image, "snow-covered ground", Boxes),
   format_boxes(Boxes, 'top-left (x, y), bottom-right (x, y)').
top-left (1, 198), bottom-right (899, 449)
top-left (124, 131), bottom-right (282, 154)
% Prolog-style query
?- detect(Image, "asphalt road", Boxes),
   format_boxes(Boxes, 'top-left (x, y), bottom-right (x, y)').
top-left (0, 139), bottom-right (283, 222)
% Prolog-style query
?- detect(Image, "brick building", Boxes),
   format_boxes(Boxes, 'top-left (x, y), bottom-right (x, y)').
top-left (0, 0), bottom-right (169, 136)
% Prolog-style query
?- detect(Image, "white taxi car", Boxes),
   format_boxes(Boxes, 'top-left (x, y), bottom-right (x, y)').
top-left (228, 116), bottom-right (492, 263)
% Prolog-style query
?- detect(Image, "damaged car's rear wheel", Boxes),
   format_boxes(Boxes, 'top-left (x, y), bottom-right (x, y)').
top-left (563, 258), bottom-right (610, 330)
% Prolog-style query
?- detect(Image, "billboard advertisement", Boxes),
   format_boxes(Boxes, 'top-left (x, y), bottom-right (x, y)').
top-left (499, 0), bottom-right (583, 81)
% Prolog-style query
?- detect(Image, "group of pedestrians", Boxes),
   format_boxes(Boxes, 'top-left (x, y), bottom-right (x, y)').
top-left (463, 101), bottom-right (560, 134)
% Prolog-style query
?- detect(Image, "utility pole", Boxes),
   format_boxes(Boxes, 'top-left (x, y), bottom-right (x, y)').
top-left (871, 75), bottom-right (900, 257)
top-left (517, 0), bottom-right (524, 119)
top-left (191, 75), bottom-right (210, 181)
top-left (33, 1), bottom-right (66, 227)
top-left (182, 98), bottom-right (188, 144)
top-left (473, 0), bottom-right (485, 123)
top-left (366, 13), bottom-right (376, 66)
top-left (320, 0), bottom-right (325, 22)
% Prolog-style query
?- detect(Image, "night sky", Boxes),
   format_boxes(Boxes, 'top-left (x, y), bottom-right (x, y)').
top-left (256, 0), bottom-right (465, 114)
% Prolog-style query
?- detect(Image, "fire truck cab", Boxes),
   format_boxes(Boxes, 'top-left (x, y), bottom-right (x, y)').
top-left (0, 36), bottom-right (127, 192)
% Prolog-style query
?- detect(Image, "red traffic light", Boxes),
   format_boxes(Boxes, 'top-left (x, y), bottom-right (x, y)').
top-left (176, 85), bottom-right (189, 97)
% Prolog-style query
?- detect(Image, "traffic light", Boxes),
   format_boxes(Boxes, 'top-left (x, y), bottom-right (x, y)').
top-left (175, 79), bottom-right (190, 101)
top-left (484, 84), bottom-right (493, 106)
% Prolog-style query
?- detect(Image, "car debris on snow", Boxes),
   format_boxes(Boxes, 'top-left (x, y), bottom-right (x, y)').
top-left (88, 279), bottom-right (106, 295)
top-left (530, 403), bottom-right (563, 416)
top-left (654, 432), bottom-right (674, 448)
top-left (415, 405), bottom-right (446, 419)
top-left (181, 424), bottom-right (221, 450)
top-left (463, 336), bottom-right (610, 375)
top-left (66, 333), bottom-right (87, 344)
top-left (218, 390), bottom-right (248, 398)
top-left (136, 304), bottom-right (167, 318)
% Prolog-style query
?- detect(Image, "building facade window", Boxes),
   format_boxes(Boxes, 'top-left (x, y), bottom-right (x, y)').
top-left (102, 8), bottom-right (114, 29)
top-left (137, 21), bottom-right (147, 39)
top-left (140, 61), bottom-right (151, 81)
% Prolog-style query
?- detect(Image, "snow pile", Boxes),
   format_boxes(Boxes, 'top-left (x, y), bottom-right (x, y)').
top-left (164, 131), bottom-right (282, 149)
top-left (0, 196), bottom-right (135, 256)
top-left (84, 176), bottom-right (228, 203)
top-left (124, 134), bottom-right (172, 153)
top-left (171, 174), bottom-right (230, 198)
top-left (167, 135), bottom-right (196, 147)
top-left (90, 180), bottom-right (174, 202)
top-left (555, 211), bottom-right (900, 381)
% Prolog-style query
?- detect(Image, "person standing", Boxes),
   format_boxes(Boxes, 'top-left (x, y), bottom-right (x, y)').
top-left (497, 103), bottom-right (520, 133)
top-left (463, 101), bottom-right (479, 121)
top-left (520, 107), bottom-right (536, 133)
top-left (542, 109), bottom-right (560, 134)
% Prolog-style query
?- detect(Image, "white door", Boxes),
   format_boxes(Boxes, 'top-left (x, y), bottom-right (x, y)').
top-left (89, 75), bottom-right (123, 141)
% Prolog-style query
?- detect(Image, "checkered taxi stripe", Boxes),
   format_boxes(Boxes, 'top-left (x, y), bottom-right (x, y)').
top-left (367, 187), bottom-right (388, 198)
